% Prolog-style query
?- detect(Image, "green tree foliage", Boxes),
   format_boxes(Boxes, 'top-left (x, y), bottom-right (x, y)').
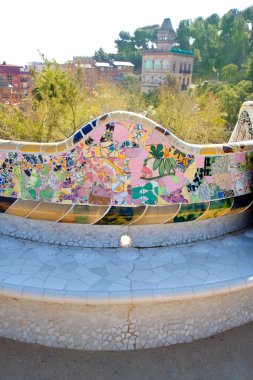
top-left (243, 6), bottom-right (253, 50)
top-left (177, 8), bottom-right (252, 79)
top-left (121, 74), bottom-right (145, 111)
top-left (153, 86), bottom-right (228, 144)
top-left (93, 48), bottom-right (109, 62)
top-left (2, 6), bottom-right (253, 146)
top-left (113, 25), bottom-right (159, 71)
top-left (32, 61), bottom-right (86, 140)
top-left (176, 20), bottom-right (192, 50)
top-left (196, 79), bottom-right (253, 128)
top-left (0, 59), bottom-right (146, 142)
top-left (244, 53), bottom-right (253, 82)
top-left (221, 11), bottom-right (250, 66)
top-left (115, 31), bottom-right (135, 53)
top-left (0, 65), bottom-right (229, 145)
top-left (221, 64), bottom-right (239, 82)
top-left (134, 24), bottom-right (158, 48)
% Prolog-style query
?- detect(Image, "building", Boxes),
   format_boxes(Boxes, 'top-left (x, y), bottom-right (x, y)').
top-left (0, 62), bottom-right (33, 102)
top-left (72, 57), bottom-right (134, 88)
top-left (0, 72), bottom-right (12, 102)
top-left (27, 61), bottom-right (47, 72)
top-left (141, 19), bottom-right (194, 92)
top-left (95, 61), bottom-right (134, 83)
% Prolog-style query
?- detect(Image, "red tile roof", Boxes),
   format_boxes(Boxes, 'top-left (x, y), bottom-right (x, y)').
top-left (0, 64), bottom-right (22, 75)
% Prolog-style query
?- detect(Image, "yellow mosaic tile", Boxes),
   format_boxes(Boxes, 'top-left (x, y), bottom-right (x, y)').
top-left (20, 144), bottom-right (42, 153)
top-left (6, 199), bottom-right (40, 217)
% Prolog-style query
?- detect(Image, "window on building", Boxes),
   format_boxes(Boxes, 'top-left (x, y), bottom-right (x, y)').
top-left (184, 63), bottom-right (187, 72)
top-left (181, 77), bottom-right (187, 91)
top-left (162, 60), bottom-right (169, 70)
top-left (172, 63), bottom-right (176, 72)
top-left (144, 59), bottom-right (153, 70)
top-left (179, 63), bottom-right (183, 73)
top-left (7, 75), bottom-right (12, 84)
top-left (188, 63), bottom-right (191, 73)
top-left (154, 60), bottom-right (161, 70)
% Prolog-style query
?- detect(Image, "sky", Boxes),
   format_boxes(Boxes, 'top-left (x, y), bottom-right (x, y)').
top-left (1, 0), bottom-right (253, 66)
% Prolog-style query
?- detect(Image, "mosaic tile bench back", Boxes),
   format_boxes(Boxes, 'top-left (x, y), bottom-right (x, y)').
top-left (0, 101), bottom-right (252, 225)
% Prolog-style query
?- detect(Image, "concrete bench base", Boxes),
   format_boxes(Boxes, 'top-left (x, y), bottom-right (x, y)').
top-left (0, 210), bottom-right (252, 248)
top-left (0, 288), bottom-right (252, 350)
top-left (0, 225), bottom-right (253, 350)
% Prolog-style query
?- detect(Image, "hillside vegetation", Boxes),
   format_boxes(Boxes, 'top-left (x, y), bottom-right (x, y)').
top-left (0, 6), bottom-right (253, 143)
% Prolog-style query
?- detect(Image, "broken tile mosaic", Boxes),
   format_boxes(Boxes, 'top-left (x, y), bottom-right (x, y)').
top-left (0, 102), bottom-right (252, 224)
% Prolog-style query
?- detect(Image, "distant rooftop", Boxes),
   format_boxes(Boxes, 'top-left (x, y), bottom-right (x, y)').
top-left (113, 61), bottom-right (134, 67)
top-left (75, 63), bottom-right (93, 69)
top-left (28, 61), bottom-right (44, 65)
top-left (159, 18), bottom-right (175, 32)
top-left (95, 62), bottom-right (111, 68)
top-left (95, 61), bottom-right (134, 68)
top-left (170, 47), bottom-right (194, 56)
top-left (0, 63), bottom-right (23, 75)
top-left (143, 48), bottom-right (194, 56)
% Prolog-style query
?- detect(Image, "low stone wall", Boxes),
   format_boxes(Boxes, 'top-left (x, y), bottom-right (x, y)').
top-left (0, 210), bottom-right (252, 248)
top-left (0, 288), bottom-right (252, 350)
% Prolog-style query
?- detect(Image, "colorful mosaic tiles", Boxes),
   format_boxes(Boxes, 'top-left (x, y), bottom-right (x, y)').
top-left (229, 101), bottom-right (253, 143)
top-left (0, 102), bottom-right (252, 224)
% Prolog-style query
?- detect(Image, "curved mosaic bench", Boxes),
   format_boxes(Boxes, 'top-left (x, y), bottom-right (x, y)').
top-left (0, 101), bottom-right (252, 248)
top-left (0, 102), bottom-right (253, 350)
top-left (0, 101), bottom-right (252, 231)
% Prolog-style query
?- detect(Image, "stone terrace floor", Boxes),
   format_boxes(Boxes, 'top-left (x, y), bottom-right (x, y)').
top-left (0, 227), bottom-right (252, 304)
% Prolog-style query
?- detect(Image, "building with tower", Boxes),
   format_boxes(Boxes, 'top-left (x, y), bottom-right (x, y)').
top-left (141, 18), bottom-right (194, 92)
top-left (0, 62), bottom-right (32, 103)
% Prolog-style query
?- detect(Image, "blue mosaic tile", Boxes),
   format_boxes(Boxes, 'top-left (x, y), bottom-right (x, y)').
top-left (73, 131), bottom-right (83, 144)
top-left (81, 124), bottom-right (93, 135)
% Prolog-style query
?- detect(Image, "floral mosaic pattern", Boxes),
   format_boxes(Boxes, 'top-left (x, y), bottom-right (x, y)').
top-left (0, 102), bottom-right (253, 224)
top-left (229, 101), bottom-right (253, 143)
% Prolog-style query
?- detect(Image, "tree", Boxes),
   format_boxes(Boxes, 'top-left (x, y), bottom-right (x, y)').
top-left (0, 58), bottom-right (147, 142)
top-left (206, 13), bottom-right (220, 26)
top-left (93, 48), bottom-right (109, 62)
top-left (153, 86), bottom-right (227, 144)
top-left (220, 9), bottom-right (250, 66)
top-left (243, 6), bottom-right (253, 50)
top-left (182, 16), bottom-right (222, 75)
top-left (176, 20), bottom-right (192, 50)
top-left (176, 7), bottom-right (252, 79)
top-left (199, 79), bottom-right (253, 127)
top-left (114, 25), bottom-right (159, 71)
top-left (115, 31), bottom-right (135, 53)
top-left (134, 24), bottom-right (158, 49)
top-left (245, 53), bottom-right (253, 84)
top-left (121, 74), bottom-right (145, 111)
top-left (32, 60), bottom-right (85, 140)
top-left (221, 64), bottom-right (239, 82)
